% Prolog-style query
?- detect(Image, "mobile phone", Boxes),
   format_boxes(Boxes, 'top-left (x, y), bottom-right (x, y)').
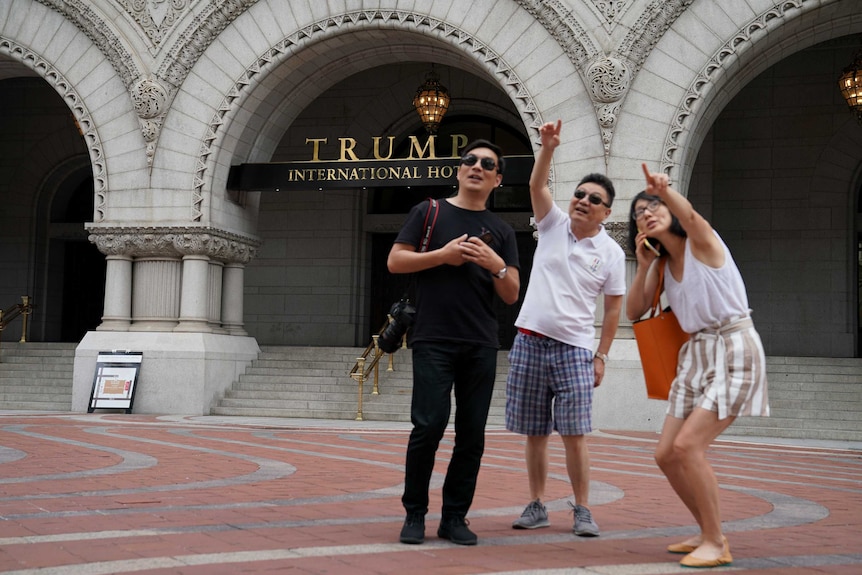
top-left (478, 231), bottom-right (494, 245)
top-left (643, 238), bottom-right (661, 256)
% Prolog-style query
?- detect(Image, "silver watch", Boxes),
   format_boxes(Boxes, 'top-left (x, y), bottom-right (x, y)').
top-left (494, 266), bottom-right (507, 279)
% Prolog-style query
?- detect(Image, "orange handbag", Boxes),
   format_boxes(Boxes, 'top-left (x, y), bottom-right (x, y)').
top-left (632, 259), bottom-right (690, 400)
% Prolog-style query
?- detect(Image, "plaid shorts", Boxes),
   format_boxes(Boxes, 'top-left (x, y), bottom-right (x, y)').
top-left (505, 331), bottom-right (595, 436)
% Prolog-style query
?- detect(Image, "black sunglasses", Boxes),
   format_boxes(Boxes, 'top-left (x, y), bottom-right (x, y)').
top-left (574, 189), bottom-right (610, 208)
top-left (460, 154), bottom-right (498, 172)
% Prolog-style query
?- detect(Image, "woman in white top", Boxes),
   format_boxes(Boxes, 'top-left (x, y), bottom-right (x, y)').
top-left (626, 164), bottom-right (769, 569)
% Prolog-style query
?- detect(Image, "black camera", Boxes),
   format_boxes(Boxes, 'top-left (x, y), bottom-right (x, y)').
top-left (378, 298), bottom-right (416, 353)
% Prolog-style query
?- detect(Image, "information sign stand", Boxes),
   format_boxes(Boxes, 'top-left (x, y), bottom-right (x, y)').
top-left (87, 351), bottom-right (143, 413)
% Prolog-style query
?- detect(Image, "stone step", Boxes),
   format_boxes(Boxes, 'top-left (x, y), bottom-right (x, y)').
top-left (212, 346), bottom-right (862, 442)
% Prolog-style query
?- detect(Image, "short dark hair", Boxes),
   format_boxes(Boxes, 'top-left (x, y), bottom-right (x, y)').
top-left (626, 191), bottom-right (687, 255)
top-left (578, 173), bottom-right (615, 206)
top-left (461, 139), bottom-right (505, 174)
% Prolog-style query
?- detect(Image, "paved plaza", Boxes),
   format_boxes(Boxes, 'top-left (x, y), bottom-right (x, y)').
top-left (0, 412), bottom-right (859, 574)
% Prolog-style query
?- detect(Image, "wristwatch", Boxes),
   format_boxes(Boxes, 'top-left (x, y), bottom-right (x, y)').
top-left (494, 266), bottom-right (507, 279)
top-left (594, 351), bottom-right (609, 364)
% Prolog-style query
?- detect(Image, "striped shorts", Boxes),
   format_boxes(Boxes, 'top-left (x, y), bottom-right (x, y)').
top-left (505, 331), bottom-right (594, 436)
top-left (668, 315), bottom-right (770, 420)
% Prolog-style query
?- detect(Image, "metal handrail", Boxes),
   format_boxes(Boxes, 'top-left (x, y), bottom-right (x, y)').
top-left (348, 317), bottom-right (406, 420)
top-left (0, 296), bottom-right (34, 362)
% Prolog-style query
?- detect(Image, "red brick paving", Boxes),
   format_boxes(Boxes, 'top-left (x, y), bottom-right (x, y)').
top-left (0, 413), bottom-right (859, 574)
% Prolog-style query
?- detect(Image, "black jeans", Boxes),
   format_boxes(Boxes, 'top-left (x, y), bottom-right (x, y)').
top-left (401, 341), bottom-right (498, 519)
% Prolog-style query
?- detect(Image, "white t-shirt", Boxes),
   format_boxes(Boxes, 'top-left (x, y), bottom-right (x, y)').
top-left (515, 203), bottom-right (626, 349)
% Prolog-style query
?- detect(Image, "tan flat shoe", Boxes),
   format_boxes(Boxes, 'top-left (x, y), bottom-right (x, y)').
top-left (679, 539), bottom-right (732, 568)
top-left (667, 542), bottom-right (697, 554)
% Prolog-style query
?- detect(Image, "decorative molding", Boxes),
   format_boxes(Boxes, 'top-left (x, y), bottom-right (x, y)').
top-left (604, 221), bottom-right (629, 253)
top-left (586, 56), bottom-right (631, 157)
top-left (36, 0), bottom-right (140, 88)
top-left (37, 0), bottom-right (174, 168)
top-left (0, 37), bottom-right (108, 222)
top-left (87, 226), bottom-right (261, 263)
top-left (514, 0), bottom-right (598, 67)
top-left (661, 0), bottom-right (808, 178)
top-left (130, 76), bottom-right (170, 167)
top-left (158, 0), bottom-right (258, 88)
top-left (116, 0), bottom-right (193, 50)
top-left (192, 10), bottom-right (543, 222)
top-left (618, 0), bottom-right (695, 67)
top-left (516, 0), bottom-right (692, 163)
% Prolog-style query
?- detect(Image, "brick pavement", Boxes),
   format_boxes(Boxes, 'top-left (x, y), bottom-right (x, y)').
top-left (0, 412), bottom-right (859, 574)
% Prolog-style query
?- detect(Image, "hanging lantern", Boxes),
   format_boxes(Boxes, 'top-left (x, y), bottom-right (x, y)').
top-left (838, 46), bottom-right (862, 124)
top-left (413, 66), bottom-right (450, 134)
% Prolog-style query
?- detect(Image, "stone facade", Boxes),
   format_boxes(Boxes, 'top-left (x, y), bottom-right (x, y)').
top-left (0, 0), bottom-right (860, 418)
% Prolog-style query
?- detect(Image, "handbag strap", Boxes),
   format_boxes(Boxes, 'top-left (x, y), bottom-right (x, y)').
top-left (648, 258), bottom-right (666, 318)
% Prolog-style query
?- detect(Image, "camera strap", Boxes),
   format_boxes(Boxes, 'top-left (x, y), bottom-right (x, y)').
top-left (418, 198), bottom-right (439, 253)
top-left (399, 198), bottom-right (439, 304)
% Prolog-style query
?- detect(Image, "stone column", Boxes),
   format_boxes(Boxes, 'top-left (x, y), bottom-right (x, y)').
top-left (207, 260), bottom-right (224, 333)
top-left (97, 254), bottom-right (133, 331)
top-left (130, 257), bottom-right (182, 331)
top-left (174, 255), bottom-right (212, 333)
top-left (221, 263), bottom-right (247, 336)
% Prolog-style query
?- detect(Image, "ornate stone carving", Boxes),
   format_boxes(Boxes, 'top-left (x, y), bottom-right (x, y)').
top-left (603, 221), bottom-right (630, 253)
top-left (116, 0), bottom-right (192, 47)
top-left (192, 10), bottom-right (542, 222)
top-left (88, 226), bottom-right (261, 264)
top-left (518, 0), bottom-right (693, 161)
top-left (159, 0), bottom-right (256, 87)
top-left (130, 77), bottom-right (170, 166)
top-left (662, 0), bottom-right (810, 178)
top-left (515, 0), bottom-right (598, 66)
top-left (593, 1), bottom-right (628, 24)
top-left (0, 37), bottom-right (109, 222)
top-left (36, 0), bottom-right (140, 88)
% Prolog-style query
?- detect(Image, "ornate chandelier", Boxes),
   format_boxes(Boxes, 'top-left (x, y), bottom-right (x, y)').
top-left (838, 46), bottom-right (862, 124)
top-left (413, 66), bottom-right (450, 134)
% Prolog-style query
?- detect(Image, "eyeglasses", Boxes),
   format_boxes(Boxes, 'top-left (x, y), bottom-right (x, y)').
top-left (460, 154), bottom-right (498, 172)
top-left (632, 199), bottom-right (662, 221)
top-left (574, 189), bottom-right (610, 208)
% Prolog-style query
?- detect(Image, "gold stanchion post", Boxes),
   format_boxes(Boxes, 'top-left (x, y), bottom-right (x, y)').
top-left (352, 357), bottom-right (366, 421)
top-left (19, 296), bottom-right (30, 343)
top-left (371, 335), bottom-right (381, 395)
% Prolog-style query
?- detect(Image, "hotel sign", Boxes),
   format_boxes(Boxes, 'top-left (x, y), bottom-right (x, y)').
top-left (227, 134), bottom-right (532, 191)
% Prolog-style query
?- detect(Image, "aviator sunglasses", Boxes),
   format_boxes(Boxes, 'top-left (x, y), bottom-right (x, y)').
top-left (574, 188), bottom-right (610, 208)
top-left (460, 154), bottom-right (499, 172)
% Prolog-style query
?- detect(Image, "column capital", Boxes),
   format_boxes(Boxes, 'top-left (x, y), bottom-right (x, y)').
top-left (86, 225), bottom-right (261, 264)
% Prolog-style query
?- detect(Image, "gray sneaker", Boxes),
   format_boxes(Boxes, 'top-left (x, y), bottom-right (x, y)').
top-left (512, 499), bottom-right (550, 529)
top-left (570, 502), bottom-right (599, 536)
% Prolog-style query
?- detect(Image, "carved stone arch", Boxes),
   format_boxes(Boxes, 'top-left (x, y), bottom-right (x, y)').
top-left (0, 38), bottom-right (108, 222)
top-left (660, 0), bottom-right (850, 189)
top-left (193, 9), bottom-right (544, 222)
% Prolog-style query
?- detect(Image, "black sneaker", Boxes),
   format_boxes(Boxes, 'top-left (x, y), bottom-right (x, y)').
top-left (399, 512), bottom-right (425, 544)
top-left (437, 516), bottom-right (477, 545)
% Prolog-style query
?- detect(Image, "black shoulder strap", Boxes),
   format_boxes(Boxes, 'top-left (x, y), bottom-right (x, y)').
top-left (418, 198), bottom-right (439, 253)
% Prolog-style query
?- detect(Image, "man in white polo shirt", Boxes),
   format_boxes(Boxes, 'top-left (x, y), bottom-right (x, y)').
top-left (505, 119), bottom-right (625, 537)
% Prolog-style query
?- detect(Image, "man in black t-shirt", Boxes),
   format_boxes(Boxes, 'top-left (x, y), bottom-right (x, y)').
top-left (388, 139), bottom-right (520, 546)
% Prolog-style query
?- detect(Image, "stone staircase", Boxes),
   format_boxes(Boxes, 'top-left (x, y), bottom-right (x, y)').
top-left (730, 356), bottom-right (862, 442)
top-left (211, 346), bottom-right (862, 442)
top-left (210, 345), bottom-right (509, 425)
top-left (0, 342), bottom-right (76, 410)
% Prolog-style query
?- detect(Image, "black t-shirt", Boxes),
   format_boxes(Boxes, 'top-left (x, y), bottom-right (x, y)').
top-left (393, 198), bottom-right (519, 348)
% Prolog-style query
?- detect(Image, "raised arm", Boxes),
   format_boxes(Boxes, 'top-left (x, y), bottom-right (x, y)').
top-left (640, 163), bottom-right (724, 268)
top-left (529, 120), bottom-right (562, 223)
